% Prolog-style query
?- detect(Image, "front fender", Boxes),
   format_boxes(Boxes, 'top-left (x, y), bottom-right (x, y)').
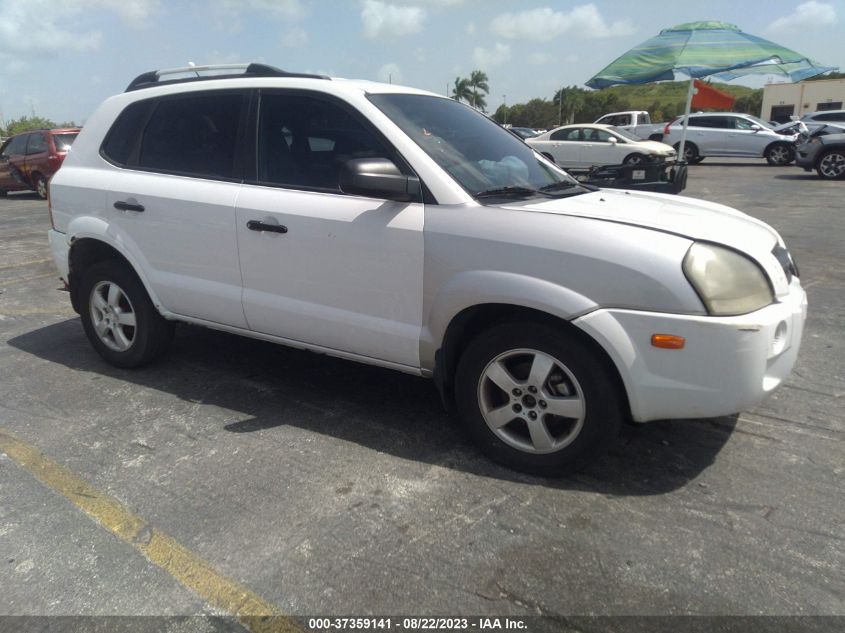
top-left (419, 270), bottom-right (597, 370)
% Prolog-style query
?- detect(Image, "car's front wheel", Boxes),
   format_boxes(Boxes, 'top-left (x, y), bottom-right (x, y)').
top-left (80, 261), bottom-right (174, 368)
top-left (765, 143), bottom-right (795, 166)
top-left (623, 153), bottom-right (646, 165)
top-left (455, 322), bottom-right (623, 476)
top-left (816, 149), bottom-right (845, 179)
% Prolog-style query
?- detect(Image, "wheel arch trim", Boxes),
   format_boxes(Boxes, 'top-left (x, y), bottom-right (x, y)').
top-left (66, 216), bottom-right (165, 314)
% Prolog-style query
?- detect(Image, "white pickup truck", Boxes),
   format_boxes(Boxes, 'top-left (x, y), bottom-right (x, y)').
top-left (594, 111), bottom-right (667, 141)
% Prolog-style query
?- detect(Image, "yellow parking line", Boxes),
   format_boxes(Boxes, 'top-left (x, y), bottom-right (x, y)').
top-left (0, 428), bottom-right (300, 633)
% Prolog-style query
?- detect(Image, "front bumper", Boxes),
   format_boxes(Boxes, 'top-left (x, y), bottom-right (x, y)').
top-left (573, 278), bottom-right (807, 422)
top-left (48, 229), bottom-right (70, 283)
top-left (795, 146), bottom-right (818, 171)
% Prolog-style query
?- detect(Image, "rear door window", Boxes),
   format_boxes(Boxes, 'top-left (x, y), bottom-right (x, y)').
top-left (138, 92), bottom-right (246, 180)
top-left (26, 133), bottom-right (48, 154)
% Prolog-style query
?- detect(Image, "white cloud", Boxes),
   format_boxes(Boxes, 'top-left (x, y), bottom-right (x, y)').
top-left (490, 4), bottom-right (634, 41)
top-left (280, 27), bottom-right (309, 48)
top-left (214, 0), bottom-right (304, 19)
top-left (472, 43), bottom-right (511, 68)
top-left (361, 0), bottom-right (426, 39)
top-left (0, 0), bottom-right (160, 59)
top-left (528, 52), bottom-right (551, 65)
top-left (466, 21), bottom-right (476, 35)
top-left (415, 47), bottom-right (426, 62)
top-left (377, 62), bottom-right (402, 83)
top-left (767, 1), bottom-right (837, 32)
top-left (212, 0), bottom-right (305, 32)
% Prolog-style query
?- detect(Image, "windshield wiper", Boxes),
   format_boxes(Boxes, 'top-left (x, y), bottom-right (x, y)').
top-left (538, 181), bottom-right (579, 192)
top-left (474, 186), bottom-right (540, 198)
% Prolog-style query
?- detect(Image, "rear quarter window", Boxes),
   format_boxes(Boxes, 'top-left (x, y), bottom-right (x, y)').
top-left (101, 100), bottom-right (154, 166)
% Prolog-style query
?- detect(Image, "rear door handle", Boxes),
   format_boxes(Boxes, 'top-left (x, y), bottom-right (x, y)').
top-left (113, 200), bottom-right (144, 212)
top-left (247, 220), bottom-right (288, 234)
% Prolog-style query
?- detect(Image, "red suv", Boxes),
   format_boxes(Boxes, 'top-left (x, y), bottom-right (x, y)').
top-left (0, 128), bottom-right (80, 199)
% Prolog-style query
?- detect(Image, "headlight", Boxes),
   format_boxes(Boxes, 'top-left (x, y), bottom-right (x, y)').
top-left (683, 242), bottom-right (773, 315)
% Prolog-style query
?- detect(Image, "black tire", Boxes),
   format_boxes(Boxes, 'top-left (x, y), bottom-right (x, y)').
top-left (673, 142), bottom-right (701, 164)
top-left (815, 149), bottom-right (845, 179)
top-left (79, 260), bottom-right (174, 368)
top-left (454, 322), bottom-right (623, 476)
top-left (648, 133), bottom-right (664, 142)
top-left (623, 153), bottom-right (646, 165)
top-left (0, 189), bottom-right (7, 198)
top-left (765, 143), bottom-right (795, 166)
top-left (32, 173), bottom-right (48, 200)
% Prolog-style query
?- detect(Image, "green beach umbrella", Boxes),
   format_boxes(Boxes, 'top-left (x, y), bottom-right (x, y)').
top-left (586, 21), bottom-right (836, 161)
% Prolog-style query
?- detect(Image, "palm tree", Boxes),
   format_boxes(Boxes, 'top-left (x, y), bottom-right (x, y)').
top-left (451, 77), bottom-right (473, 104)
top-left (469, 70), bottom-right (490, 111)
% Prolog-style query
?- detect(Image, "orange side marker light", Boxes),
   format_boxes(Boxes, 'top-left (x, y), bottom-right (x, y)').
top-left (651, 334), bottom-right (686, 349)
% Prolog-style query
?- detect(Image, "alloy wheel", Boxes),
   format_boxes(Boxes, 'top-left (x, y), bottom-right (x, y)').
top-left (89, 281), bottom-right (137, 352)
top-left (768, 145), bottom-right (791, 165)
top-left (819, 152), bottom-right (845, 178)
top-left (477, 348), bottom-right (586, 454)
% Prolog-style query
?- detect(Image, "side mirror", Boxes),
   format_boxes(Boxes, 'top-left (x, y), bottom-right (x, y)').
top-left (608, 137), bottom-right (618, 144)
top-left (750, 124), bottom-right (762, 132)
top-left (339, 158), bottom-right (421, 202)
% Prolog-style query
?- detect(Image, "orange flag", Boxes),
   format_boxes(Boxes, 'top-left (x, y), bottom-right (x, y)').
top-left (691, 79), bottom-right (737, 110)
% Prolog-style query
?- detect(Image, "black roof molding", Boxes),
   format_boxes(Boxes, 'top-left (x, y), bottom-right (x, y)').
top-left (125, 63), bottom-right (329, 92)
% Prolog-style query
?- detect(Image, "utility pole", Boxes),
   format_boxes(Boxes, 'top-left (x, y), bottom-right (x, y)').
top-left (558, 87), bottom-right (563, 126)
top-left (502, 94), bottom-right (507, 124)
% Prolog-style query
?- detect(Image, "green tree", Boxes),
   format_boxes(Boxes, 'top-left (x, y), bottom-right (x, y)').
top-left (468, 70), bottom-right (490, 112)
top-left (2, 115), bottom-right (56, 137)
top-left (451, 76), bottom-right (472, 104)
top-left (552, 86), bottom-right (587, 125)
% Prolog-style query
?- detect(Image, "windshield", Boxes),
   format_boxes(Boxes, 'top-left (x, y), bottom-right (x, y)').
top-left (368, 94), bottom-right (580, 197)
top-left (742, 115), bottom-right (774, 129)
top-left (609, 126), bottom-right (641, 142)
top-left (52, 133), bottom-right (78, 152)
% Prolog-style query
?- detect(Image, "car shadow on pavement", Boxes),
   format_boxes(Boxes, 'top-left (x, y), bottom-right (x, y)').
top-left (8, 319), bottom-right (738, 496)
top-left (773, 174), bottom-right (821, 181)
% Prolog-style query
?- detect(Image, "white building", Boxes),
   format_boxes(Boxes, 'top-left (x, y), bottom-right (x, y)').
top-left (761, 77), bottom-right (845, 123)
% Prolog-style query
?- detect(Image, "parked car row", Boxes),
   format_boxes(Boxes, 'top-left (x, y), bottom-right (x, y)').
top-left (526, 124), bottom-right (676, 169)
top-left (0, 128), bottom-right (80, 199)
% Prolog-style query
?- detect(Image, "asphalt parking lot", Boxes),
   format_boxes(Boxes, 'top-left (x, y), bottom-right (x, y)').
top-left (0, 160), bottom-right (843, 632)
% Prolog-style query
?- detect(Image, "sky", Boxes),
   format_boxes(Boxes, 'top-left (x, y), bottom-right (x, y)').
top-left (0, 0), bottom-right (842, 126)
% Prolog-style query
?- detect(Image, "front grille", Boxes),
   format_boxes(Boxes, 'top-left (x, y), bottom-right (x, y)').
top-left (772, 245), bottom-right (799, 282)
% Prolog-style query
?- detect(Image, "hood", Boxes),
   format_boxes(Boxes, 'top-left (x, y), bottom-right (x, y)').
top-left (500, 188), bottom-right (789, 293)
top-left (633, 140), bottom-right (675, 154)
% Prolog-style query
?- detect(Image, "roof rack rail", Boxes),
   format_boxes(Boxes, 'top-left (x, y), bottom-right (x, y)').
top-left (125, 63), bottom-right (329, 92)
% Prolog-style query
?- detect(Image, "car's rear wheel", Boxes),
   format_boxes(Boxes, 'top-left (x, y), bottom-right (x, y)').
top-left (673, 142), bottom-right (701, 164)
top-left (454, 322), bottom-right (623, 476)
top-left (33, 173), bottom-right (48, 200)
top-left (623, 153), bottom-right (646, 165)
top-left (765, 143), bottom-right (795, 166)
top-left (816, 149), bottom-right (845, 179)
top-left (80, 261), bottom-right (174, 368)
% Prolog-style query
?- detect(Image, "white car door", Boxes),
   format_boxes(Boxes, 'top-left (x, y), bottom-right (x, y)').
top-left (724, 116), bottom-right (774, 156)
top-left (235, 91), bottom-right (424, 369)
top-left (542, 128), bottom-right (584, 168)
top-left (580, 128), bottom-right (623, 167)
top-left (106, 91), bottom-right (248, 328)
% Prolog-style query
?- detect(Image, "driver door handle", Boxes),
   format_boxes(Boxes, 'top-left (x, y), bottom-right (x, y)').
top-left (247, 220), bottom-right (288, 234)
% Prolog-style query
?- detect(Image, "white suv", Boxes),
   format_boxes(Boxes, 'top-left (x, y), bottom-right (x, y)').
top-left (47, 64), bottom-right (807, 475)
top-left (662, 113), bottom-right (799, 165)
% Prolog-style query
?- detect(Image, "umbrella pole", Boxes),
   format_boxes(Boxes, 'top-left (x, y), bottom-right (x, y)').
top-left (678, 75), bottom-right (695, 164)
